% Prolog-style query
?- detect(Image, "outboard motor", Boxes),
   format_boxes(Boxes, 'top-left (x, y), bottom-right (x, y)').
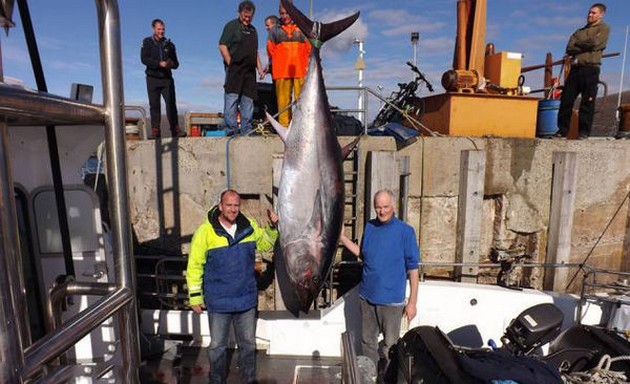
top-left (502, 303), bottom-right (564, 356)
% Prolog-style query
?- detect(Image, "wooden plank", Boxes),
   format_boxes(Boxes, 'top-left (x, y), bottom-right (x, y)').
top-left (364, 151), bottom-right (399, 223)
top-left (544, 152), bottom-right (577, 292)
top-left (455, 150), bottom-right (486, 282)
top-left (468, 0), bottom-right (486, 73)
top-left (272, 155), bottom-right (286, 311)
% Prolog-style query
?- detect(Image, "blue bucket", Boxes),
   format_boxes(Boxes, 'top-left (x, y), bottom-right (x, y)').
top-left (536, 99), bottom-right (560, 137)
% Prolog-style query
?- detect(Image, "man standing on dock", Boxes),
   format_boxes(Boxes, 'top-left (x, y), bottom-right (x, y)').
top-left (187, 189), bottom-right (278, 383)
top-left (141, 19), bottom-right (186, 139)
top-left (219, 1), bottom-right (265, 135)
top-left (339, 189), bottom-right (420, 383)
top-left (556, 3), bottom-right (610, 140)
top-left (265, 1), bottom-right (311, 127)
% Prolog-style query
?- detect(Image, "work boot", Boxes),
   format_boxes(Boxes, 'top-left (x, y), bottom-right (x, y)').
top-left (172, 127), bottom-right (187, 138)
top-left (151, 127), bottom-right (161, 139)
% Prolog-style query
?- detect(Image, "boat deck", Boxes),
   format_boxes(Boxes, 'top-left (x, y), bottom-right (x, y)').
top-left (140, 346), bottom-right (342, 383)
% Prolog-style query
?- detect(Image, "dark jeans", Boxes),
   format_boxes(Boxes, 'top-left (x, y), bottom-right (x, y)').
top-left (208, 307), bottom-right (256, 384)
top-left (557, 65), bottom-right (600, 137)
top-left (360, 298), bottom-right (403, 383)
top-left (146, 76), bottom-right (179, 132)
top-left (224, 92), bottom-right (254, 134)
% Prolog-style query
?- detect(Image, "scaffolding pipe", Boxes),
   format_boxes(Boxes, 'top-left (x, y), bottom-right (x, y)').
top-left (22, 288), bottom-right (132, 379)
top-left (0, 121), bottom-right (25, 384)
top-left (95, 0), bottom-right (141, 382)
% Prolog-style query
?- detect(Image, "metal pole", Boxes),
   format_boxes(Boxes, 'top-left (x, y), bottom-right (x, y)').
top-left (411, 32), bottom-right (419, 69)
top-left (17, 0), bottom-right (76, 280)
top-left (354, 39), bottom-right (365, 125)
top-left (309, 0), bottom-right (313, 19)
top-left (617, 25), bottom-right (628, 121)
top-left (95, 0), bottom-right (140, 382)
top-left (413, 43), bottom-right (418, 67)
top-left (0, 121), bottom-right (24, 384)
top-left (22, 288), bottom-right (132, 379)
top-left (358, 40), bottom-right (363, 124)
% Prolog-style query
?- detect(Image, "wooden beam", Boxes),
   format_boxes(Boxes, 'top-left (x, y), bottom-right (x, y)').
top-left (468, 0), bottom-right (487, 73)
top-left (544, 152), bottom-right (577, 292)
top-left (364, 151), bottom-right (400, 223)
top-left (455, 150), bottom-right (486, 282)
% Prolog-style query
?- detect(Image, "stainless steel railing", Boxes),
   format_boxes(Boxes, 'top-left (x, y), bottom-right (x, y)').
top-left (0, 0), bottom-right (141, 382)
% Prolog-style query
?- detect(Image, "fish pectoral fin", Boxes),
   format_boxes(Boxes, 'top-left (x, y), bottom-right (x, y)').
top-left (265, 111), bottom-right (289, 143)
top-left (340, 135), bottom-right (361, 160)
top-left (307, 189), bottom-right (324, 236)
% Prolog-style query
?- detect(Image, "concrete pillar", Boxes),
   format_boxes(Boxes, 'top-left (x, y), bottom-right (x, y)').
top-left (544, 152), bottom-right (577, 292)
top-left (455, 150), bottom-right (486, 283)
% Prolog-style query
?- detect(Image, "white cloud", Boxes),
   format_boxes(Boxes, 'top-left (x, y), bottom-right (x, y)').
top-left (367, 9), bottom-right (447, 37)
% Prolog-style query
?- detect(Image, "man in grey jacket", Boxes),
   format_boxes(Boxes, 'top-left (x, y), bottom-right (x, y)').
top-left (556, 3), bottom-right (610, 140)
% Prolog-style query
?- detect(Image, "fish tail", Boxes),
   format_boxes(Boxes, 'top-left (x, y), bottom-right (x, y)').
top-left (280, 0), bottom-right (359, 46)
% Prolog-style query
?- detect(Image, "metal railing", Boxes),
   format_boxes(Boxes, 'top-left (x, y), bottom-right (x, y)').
top-left (0, 0), bottom-right (140, 382)
top-left (327, 85), bottom-right (436, 136)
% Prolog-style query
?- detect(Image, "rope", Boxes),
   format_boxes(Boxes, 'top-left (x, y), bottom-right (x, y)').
top-left (565, 188), bottom-right (630, 290)
top-left (562, 354), bottom-right (630, 384)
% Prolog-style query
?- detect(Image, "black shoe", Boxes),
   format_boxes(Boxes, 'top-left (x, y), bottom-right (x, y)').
top-left (172, 129), bottom-right (187, 138)
top-left (551, 132), bottom-right (566, 139)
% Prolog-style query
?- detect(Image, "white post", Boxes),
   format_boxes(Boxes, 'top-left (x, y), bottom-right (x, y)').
top-left (354, 39), bottom-right (365, 125)
top-left (411, 32), bottom-right (419, 73)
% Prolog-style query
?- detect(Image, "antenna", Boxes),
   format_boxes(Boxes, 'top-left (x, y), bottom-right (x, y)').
top-left (617, 25), bottom-right (629, 122)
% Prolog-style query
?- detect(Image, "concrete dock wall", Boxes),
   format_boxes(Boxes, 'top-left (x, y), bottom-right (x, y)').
top-left (127, 136), bottom-right (630, 288)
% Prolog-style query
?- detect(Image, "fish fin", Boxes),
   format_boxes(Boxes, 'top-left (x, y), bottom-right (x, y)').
top-left (266, 111), bottom-right (289, 143)
top-left (308, 189), bottom-right (324, 235)
top-left (281, 0), bottom-right (359, 45)
top-left (340, 136), bottom-right (361, 160)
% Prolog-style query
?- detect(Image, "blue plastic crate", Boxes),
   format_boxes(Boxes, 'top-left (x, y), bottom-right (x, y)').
top-left (204, 130), bottom-right (226, 137)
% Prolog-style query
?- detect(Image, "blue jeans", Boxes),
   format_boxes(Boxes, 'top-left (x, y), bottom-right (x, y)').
top-left (224, 93), bottom-right (254, 134)
top-left (208, 307), bottom-right (257, 384)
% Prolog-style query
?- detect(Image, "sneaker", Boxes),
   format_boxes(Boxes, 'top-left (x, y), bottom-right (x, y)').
top-left (577, 135), bottom-right (588, 140)
top-left (151, 128), bottom-right (161, 139)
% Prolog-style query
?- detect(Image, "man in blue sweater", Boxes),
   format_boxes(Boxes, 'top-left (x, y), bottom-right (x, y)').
top-left (340, 189), bottom-right (420, 382)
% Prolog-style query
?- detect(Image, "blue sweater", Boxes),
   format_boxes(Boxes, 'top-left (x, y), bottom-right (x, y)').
top-left (359, 217), bottom-right (420, 305)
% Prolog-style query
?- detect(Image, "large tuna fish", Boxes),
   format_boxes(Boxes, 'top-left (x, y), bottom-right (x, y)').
top-left (266, 0), bottom-right (360, 315)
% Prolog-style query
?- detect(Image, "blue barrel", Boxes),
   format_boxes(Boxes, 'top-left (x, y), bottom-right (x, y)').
top-left (536, 99), bottom-right (560, 137)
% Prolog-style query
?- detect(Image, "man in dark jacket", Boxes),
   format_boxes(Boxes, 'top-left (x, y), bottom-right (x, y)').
top-left (218, 1), bottom-right (265, 135)
top-left (556, 3), bottom-right (610, 140)
top-left (141, 19), bottom-right (186, 138)
top-left (187, 189), bottom-right (278, 383)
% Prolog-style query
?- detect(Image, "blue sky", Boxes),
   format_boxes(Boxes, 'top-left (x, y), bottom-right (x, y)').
top-left (2, 0), bottom-right (629, 118)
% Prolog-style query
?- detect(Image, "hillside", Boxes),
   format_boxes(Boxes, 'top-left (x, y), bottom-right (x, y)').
top-left (592, 90), bottom-right (630, 136)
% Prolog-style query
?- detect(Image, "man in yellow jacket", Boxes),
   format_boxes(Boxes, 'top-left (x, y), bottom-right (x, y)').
top-left (187, 189), bottom-right (278, 383)
top-left (266, 1), bottom-right (311, 127)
